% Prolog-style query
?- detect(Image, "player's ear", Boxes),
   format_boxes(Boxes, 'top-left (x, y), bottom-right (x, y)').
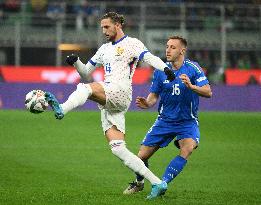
top-left (181, 47), bottom-right (186, 55)
top-left (115, 22), bottom-right (122, 29)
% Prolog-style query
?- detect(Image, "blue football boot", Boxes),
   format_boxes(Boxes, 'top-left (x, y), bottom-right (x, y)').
top-left (45, 92), bottom-right (64, 120)
top-left (146, 181), bottom-right (168, 200)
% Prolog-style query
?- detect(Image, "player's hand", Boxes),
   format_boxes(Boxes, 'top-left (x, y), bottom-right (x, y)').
top-left (179, 74), bottom-right (195, 89)
top-left (66, 54), bottom-right (78, 66)
top-left (136, 96), bottom-right (149, 109)
top-left (164, 67), bottom-right (175, 82)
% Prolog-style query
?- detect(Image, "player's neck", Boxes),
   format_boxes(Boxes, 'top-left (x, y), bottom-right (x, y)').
top-left (113, 30), bottom-right (125, 42)
top-left (171, 58), bottom-right (184, 70)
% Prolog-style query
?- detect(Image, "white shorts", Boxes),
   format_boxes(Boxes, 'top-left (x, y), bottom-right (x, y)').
top-left (98, 82), bottom-right (132, 111)
top-left (98, 82), bottom-right (132, 134)
top-left (100, 109), bottom-right (126, 134)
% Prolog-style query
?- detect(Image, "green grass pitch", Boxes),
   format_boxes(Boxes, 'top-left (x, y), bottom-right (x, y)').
top-left (0, 110), bottom-right (260, 205)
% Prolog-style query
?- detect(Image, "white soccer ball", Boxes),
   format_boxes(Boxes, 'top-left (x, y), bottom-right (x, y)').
top-left (25, 90), bottom-right (48, 114)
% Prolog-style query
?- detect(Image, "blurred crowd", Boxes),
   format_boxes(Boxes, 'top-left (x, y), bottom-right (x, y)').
top-left (0, 0), bottom-right (100, 28)
top-left (0, 0), bottom-right (260, 76)
top-left (190, 50), bottom-right (261, 70)
top-left (0, 0), bottom-right (260, 27)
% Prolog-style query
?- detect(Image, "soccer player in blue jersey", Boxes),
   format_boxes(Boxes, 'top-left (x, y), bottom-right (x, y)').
top-left (123, 36), bottom-right (212, 199)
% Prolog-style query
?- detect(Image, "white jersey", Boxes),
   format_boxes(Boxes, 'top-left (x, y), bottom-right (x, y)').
top-left (89, 35), bottom-right (147, 88)
top-left (82, 35), bottom-right (166, 112)
top-left (72, 35), bottom-right (167, 131)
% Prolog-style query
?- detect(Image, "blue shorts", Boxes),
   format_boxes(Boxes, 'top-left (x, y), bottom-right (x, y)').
top-left (141, 119), bottom-right (200, 149)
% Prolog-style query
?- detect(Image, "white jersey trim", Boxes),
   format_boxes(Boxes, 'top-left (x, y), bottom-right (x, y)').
top-left (190, 102), bottom-right (199, 125)
top-left (186, 60), bottom-right (202, 73)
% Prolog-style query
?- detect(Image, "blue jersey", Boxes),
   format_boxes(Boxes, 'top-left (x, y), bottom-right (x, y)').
top-left (150, 59), bottom-right (209, 122)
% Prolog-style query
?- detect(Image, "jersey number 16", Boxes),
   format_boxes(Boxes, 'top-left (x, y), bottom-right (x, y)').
top-left (172, 84), bottom-right (180, 95)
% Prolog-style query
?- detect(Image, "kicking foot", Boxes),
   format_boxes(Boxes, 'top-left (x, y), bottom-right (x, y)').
top-left (146, 181), bottom-right (167, 200)
top-left (45, 92), bottom-right (64, 119)
top-left (123, 181), bottom-right (144, 195)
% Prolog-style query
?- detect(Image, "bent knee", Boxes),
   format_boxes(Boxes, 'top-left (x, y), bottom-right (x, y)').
top-left (137, 145), bottom-right (159, 161)
top-left (137, 152), bottom-right (149, 161)
top-left (180, 145), bottom-right (195, 159)
top-left (76, 83), bottom-right (92, 94)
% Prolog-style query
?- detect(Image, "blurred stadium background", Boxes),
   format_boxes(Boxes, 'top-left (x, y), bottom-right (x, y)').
top-left (0, 1), bottom-right (261, 205)
top-left (0, 0), bottom-right (260, 111)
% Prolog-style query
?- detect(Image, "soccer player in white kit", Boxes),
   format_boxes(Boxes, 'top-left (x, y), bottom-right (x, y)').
top-left (45, 12), bottom-right (175, 199)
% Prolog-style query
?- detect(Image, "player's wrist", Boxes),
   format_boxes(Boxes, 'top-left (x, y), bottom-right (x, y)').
top-left (74, 58), bottom-right (82, 67)
top-left (190, 84), bottom-right (197, 91)
top-left (147, 100), bottom-right (155, 108)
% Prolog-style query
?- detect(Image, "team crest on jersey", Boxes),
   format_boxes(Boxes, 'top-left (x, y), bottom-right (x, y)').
top-left (115, 47), bottom-right (124, 56)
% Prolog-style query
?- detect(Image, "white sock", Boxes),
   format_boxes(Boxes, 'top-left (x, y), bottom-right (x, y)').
top-left (61, 83), bottom-right (92, 114)
top-left (110, 140), bottom-right (161, 185)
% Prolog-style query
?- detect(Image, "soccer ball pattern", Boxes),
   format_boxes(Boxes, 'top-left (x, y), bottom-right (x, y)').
top-left (25, 90), bottom-right (48, 114)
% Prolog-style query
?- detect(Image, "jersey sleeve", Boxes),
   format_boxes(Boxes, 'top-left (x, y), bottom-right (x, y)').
top-left (150, 70), bottom-right (162, 94)
top-left (131, 38), bottom-right (149, 60)
top-left (89, 45), bottom-right (104, 65)
top-left (193, 63), bottom-right (209, 87)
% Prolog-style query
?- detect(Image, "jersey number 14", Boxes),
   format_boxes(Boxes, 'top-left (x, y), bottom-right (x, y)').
top-left (105, 63), bottom-right (112, 73)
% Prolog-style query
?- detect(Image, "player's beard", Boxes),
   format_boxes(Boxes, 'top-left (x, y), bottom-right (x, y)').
top-left (167, 55), bottom-right (178, 62)
top-left (105, 31), bottom-right (117, 42)
top-left (167, 52), bottom-right (182, 63)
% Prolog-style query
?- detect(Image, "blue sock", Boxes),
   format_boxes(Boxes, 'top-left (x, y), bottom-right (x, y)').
top-left (162, 155), bottom-right (187, 184)
top-left (135, 160), bottom-right (148, 182)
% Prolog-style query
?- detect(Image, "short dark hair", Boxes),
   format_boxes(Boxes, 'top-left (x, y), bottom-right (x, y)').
top-left (168, 36), bottom-right (187, 47)
top-left (101, 12), bottom-right (125, 26)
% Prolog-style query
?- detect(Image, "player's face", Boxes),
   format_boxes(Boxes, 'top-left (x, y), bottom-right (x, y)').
top-left (166, 39), bottom-right (186, 62)
top-left (101, 18), bottom-right (118, 42)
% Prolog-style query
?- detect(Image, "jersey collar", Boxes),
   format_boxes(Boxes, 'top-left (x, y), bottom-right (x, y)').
top-left (166, 60), bottom-right (185, 70)
top-left (112, 35), bottom-right (127, 45)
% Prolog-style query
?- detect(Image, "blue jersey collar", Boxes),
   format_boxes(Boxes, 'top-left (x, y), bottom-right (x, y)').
top-left (112, 35), bottom-right (127, 45)
top-left (166, 62), bottom-right (172, 69)
top-left (166, 60), bottom-right (185, 70)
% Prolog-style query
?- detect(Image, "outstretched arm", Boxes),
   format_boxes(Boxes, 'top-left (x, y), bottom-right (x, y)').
top-left (136, 93), bottom-right (159, 109)
top-left (142, 52), bottom-right (175, 81)
top-left (74, 59), bottom-right (96, 80)
top-left (66, 54), bottom-right (96, 80)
